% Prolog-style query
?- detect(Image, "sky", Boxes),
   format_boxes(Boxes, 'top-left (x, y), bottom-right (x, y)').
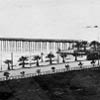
top-left (0, 0), bottom-right (100, 41)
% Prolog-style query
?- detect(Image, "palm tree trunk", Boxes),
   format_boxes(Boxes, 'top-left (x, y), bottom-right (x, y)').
top-left (94, 45), bottom-right (96, 51)
top-left (50, 58), bottom-right (52, 64)
top-left (8, 63), bottom-right (10, 70)
top-left (41, 55), bottom-right (43, 62)
top-left (75, 55), bottom-right (77, 61)
top-left (77, 47), bottom-right (79, 51)
top-left (11, 64), bottom-right (13, 70)
top-left (62, 57), bottom-right (65, 63)
top-left (22, 61), bottom-right (25, 68)
top-left (57, 54), bottom-right (59, 63)
top-left (36, 60), bottom-right (39, 66)
top-left (84, 46), bottom-right (86, 51)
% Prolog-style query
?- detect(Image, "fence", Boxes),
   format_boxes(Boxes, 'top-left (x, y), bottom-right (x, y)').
top-left (0, 64), bottom-right (99, 81)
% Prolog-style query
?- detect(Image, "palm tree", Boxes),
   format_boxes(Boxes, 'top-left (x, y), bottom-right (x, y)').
top-left (46, 52), bottom-right (55, 64)
top-left (51, 67), bottom-right (55, 72)
top-left (20, 71), bottom-right (25, 76)
top-left (60, 52), bottom-right (67, 63)
top-left (65, 63), bottom-right (70, 70)
top-left (78, 61), bottom-right (83, 68)
top-left (33, 55), bottom-right (41, 66)
top-left (91, 60), bottom-right (95, 67)
top-left (36, 69), bottom-right (41, 75)
top-left (4, 59), bottom-right (12, 70)
top-left (75, 42), bottom-right (82, 50)
top-left (4, 71), bottom-right (10, 80)
top-left (73, 51), bottom-right (78, 61)
top-left (18, 56), bottom-right (28, 68)
top-left (81, 41), bottom-right (88, 51)
top-left (90, 40), bottom-right (100, 51)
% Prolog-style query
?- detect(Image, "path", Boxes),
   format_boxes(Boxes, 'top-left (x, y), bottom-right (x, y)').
top-left (0, 59), bottom-right (98, 78)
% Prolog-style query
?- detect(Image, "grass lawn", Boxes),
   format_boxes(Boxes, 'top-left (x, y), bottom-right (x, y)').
top-left (34, 67), bottom-right (100, 100)
top-left (1, 67), bottom-right (100, 100)
top-left (0, 77), bottom-right (50, 100)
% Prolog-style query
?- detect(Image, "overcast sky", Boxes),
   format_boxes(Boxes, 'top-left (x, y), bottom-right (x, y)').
top-left (0, 0), bottom-right (100, 41)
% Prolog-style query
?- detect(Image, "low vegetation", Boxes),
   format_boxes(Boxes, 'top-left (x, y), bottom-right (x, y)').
top-left (1, 67), bottom-right (100, 100)
top-left (34, 67), bottom-right (100, 100)
top-left (0, 78), bottom-right (50, 100)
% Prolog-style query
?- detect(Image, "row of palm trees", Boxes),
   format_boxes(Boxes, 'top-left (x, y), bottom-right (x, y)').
top-left (3, 59), bottom-right (96, 80)
top-left (74, 41), bottom-right (88, 51)
top-left (89, 40), bottom-right (100, 50)
top-left (74, 40), bottom-right (100, 51)
top-left (72, 40), bottom-right (100, 61)
top-left (4, 52), bottom-right (56, 70)
top-left (3, 40), bottom-right (100, 71)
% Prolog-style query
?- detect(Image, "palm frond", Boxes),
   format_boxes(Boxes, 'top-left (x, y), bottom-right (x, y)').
top-left (33, 55), bottom-right (41, 61)
top-left (46, 53), bottom-right (55, 58)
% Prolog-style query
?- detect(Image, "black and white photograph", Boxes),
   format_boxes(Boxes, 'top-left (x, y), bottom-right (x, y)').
top-left (0, 0), bottom-right (100, 100)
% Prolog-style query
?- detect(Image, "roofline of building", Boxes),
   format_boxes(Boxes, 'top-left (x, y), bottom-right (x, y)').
top-left (0, 37), bottom-right (87, 43)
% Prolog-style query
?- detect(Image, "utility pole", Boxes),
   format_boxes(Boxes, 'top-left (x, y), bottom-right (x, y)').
top-left (11, 52), bottom-right (13, 69)
top-left (94, 25), bottom-right (100, 65)
top-left (0, 41), bottom-right (2, 71)
top-left (97, 31), bottom-right (100, 65)
top-left (1, 52), bottom-right (2, 71)
top-left (86, 25), bottom-right (100, 65)
top-left (29, 52), bottom-right (32, 67)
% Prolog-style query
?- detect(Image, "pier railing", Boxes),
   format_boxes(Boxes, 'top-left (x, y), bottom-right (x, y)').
top-left (0, 64), bottom-right (99, 81)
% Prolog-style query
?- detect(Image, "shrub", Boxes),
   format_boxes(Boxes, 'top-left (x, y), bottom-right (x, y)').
top-left (70, 75), bottom-right (97, 95)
